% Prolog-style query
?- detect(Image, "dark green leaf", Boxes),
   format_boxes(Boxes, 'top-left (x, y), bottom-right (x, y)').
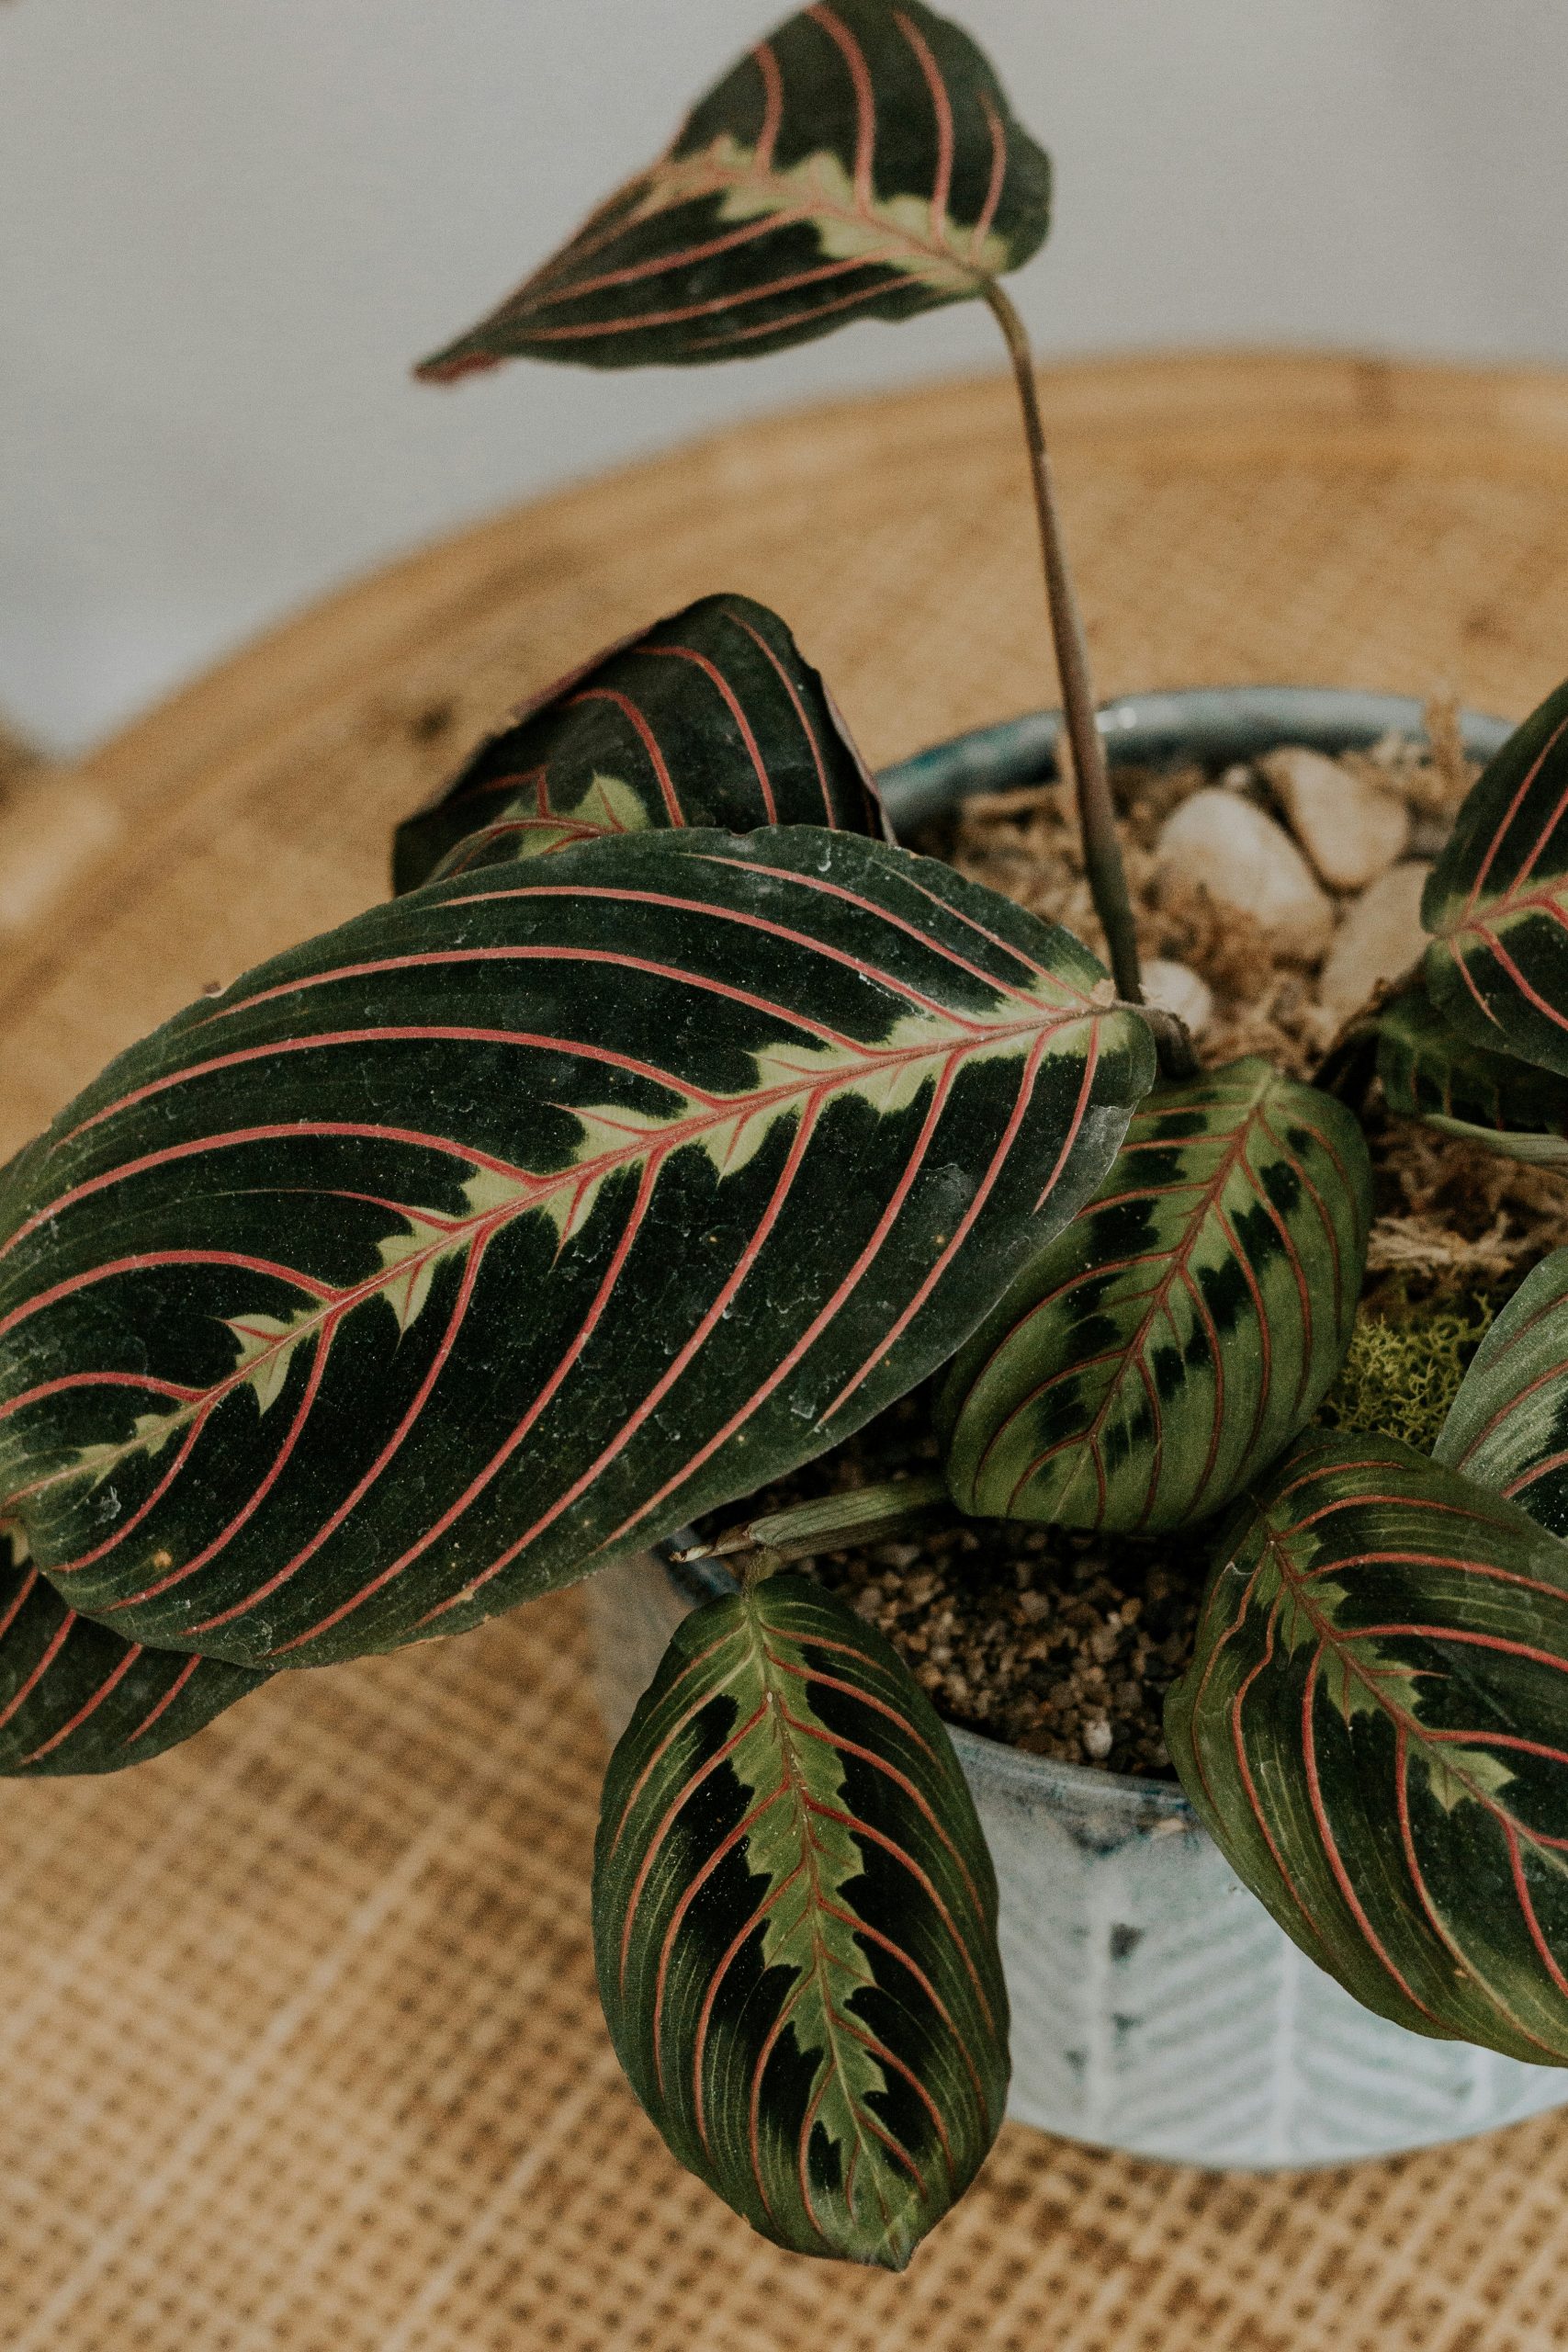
top-left (1376, 983), bottom-right (1568, 1169)
top-left (0, 1533), bottom-right (264, 1777)
top-left (417, 1), bottom-right (1051, 379)
top-left (940, 1059), bottom-right (1371, 1532)
top-left (1423, 675), bottom-right (1568, 1077)
top-left (1167, 1429), bottom-right (1568, 2064)
top-left (393, 594), bottom-right (885, 894)
top-left (593, 1573), bottom-right (1008, 2269)
top-left (0, 827), bottom-right (1152, 1669)
top-left (1437, 1248), bottom-right (1568, 1537)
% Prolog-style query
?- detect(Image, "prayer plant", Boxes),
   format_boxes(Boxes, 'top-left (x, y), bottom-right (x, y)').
top-left (7, 0), bottom-right (1568, 2276)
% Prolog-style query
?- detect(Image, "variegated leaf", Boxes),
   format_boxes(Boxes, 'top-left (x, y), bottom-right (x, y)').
top-left (1437, 1248), bottom-right (1568, 1537)
top-left (1377, 983), bottom-right (1568, 1169)
top-left (1167, 1429), bottom-right (1568, 2064)
top-left (1423, 674), bottom-right (1568, 1077)
top-left (394, 595), bottom-right (884, 894)
top-left (939, 1060), bottom-right (1371, 1532)
top-left (418, 1), bottom-right (1050, 379)
top-left (0, 1532), bottom-right (265, 1777)
top-left (593, 1573), bottom-right (1008, 2269)
top-left (0, 827), bottom-right (1152, 1670)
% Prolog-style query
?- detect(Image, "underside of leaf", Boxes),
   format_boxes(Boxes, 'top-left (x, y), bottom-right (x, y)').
top-left (1377, 984), bottom-right (1568, 1170)
top-left (393, 594), bottom-right (885, 894)
top-left (418, 1), bottom-right (1051, 378)
top-left (593, 1573), bottom-right (1008, 2268)
top-left (940, 1059), bottom-right (1371, 1532)
top-left (1168, 1428), bottom-right (1568, 2063)
top-left (0, 827), bottom-right (1151, 1669)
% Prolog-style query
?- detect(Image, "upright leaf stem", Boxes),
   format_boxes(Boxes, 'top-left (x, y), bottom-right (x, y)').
top-left (984, 283), bottom-right (1144, 1009)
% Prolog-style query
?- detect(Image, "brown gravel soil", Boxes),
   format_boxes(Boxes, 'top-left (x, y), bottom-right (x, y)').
top-left (919, 718), bottom-right (1471, 1080)
top-left (712, 1386), bottom-right (1211, 1781)
top-left (702, 721), bottom-right (1568, 1781)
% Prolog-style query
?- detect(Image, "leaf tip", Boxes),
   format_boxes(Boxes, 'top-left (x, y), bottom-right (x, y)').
top-left (413, 342), bottom-right (501, 386)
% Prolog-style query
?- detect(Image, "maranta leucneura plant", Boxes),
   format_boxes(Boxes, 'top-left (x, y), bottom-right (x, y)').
top-left (10, 0), bottom-right (1568, 2272)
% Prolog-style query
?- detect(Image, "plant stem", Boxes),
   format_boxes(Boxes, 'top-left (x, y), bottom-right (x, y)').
top-left (984, 281), bottom-right (1144, 1008)
top-left (673, 1473), bottom-right (953, 1576)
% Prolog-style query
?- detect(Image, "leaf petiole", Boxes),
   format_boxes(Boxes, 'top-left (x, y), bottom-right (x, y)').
top-left (983, 281), bottom-right (1146, 1020)
top-left (673, 1471), bottom-right (954, 1576)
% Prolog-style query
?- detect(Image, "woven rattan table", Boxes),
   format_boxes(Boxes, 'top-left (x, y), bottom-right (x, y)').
top-left (6, 353), bottom-right (1568, 2352)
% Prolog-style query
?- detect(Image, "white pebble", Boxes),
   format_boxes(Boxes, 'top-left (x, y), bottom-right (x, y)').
top-left (1156, 789), bottom-right (1335, 958)
top-left (1261, 746), bottom-right (1410, 892)
top-left (1142, 958), bottom-right (1214, 1040)
top-left (1318, 863), bottom-right (1433, 1020)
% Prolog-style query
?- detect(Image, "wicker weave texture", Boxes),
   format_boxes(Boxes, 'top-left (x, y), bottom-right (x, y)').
top-left (6, 354), bottom-right (1568, 2350)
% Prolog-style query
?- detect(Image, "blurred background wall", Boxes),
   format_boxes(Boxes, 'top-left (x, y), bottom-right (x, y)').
top-left (4, 0), bottom-right (1566, 752)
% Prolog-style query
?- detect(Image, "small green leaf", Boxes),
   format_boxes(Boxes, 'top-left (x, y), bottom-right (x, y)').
top-left (940, 1059), bottom-right (1371, 1532)
top-left (1376, 984), bottom-right (1568, 1169)
top-left (1437, 1248), bottom-right (1568, 1537)
top-left (393, 594), bottom-right (885, 894)
top-left (1423, 675), bottom-right (1568, 1077)
top-left (0, 1533), bottom-right (265, 1777)
top-left (687, 1473), bottom-right (952, 1570)
top-left (593, 1573), bottom-right (1008, 2269)
top-left (0, 827), bottom-right (1152, 1668)
top-left (1168, 1429), bottom-right (1568, 2064)
top-left (418, 1), bottom-right (1051, 379)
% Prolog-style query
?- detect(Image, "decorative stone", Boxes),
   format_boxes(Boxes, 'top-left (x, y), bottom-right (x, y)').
top-left (1261, 746), bottom-right (1410, 892)
top-left (1318, 863), bottom-right (1432, 1020)
top-left (1143, 958), bottom-right (1214, 1040)
top-left (1156, 789), bottom-right (1335, 958)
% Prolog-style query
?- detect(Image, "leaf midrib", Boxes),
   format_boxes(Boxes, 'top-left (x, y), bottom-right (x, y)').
top-left (1441, 883), bottom-right (1568, 943)
top-left (985, 1077), bottom-right (1273, 1522)
top-left (1261, 1508), bottom-right (1568, 1861)
top-left (1267, 1517), bottom-right (1568, 2051)
top-left (644, 156), bottom-right (984, 285)
top-left (19, 1012), bottom-right (1061, 1502)
top-left (744, 1600), bottom-right (903, 2254)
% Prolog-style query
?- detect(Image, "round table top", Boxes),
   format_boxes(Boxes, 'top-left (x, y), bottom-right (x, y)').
top-left (6, 351), bottom-right (1568, 2352)
top-left (7, 347), bottom-right (1568, 1161)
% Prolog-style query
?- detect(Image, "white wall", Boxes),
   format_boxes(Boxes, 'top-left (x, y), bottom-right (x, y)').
top-left (4, 0), bottom-right (1567, 752)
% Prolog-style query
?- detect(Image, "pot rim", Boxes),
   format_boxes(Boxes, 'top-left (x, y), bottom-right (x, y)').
top-left (874, 682), bottom-right (1510, 832)
top-left (660, 683), bottom-right (1511, 1826)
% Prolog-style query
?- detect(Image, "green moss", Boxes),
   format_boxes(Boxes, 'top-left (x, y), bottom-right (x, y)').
top-left (1315, 1297), bottom-right (1497, 1456)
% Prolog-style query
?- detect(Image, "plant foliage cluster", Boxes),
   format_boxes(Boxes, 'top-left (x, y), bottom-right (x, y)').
top-left (8, 0), bottom-right (1568, 2272)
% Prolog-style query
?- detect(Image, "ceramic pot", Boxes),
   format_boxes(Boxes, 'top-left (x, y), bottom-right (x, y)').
top-left (591, 687), bottom-right (1568, 2170)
